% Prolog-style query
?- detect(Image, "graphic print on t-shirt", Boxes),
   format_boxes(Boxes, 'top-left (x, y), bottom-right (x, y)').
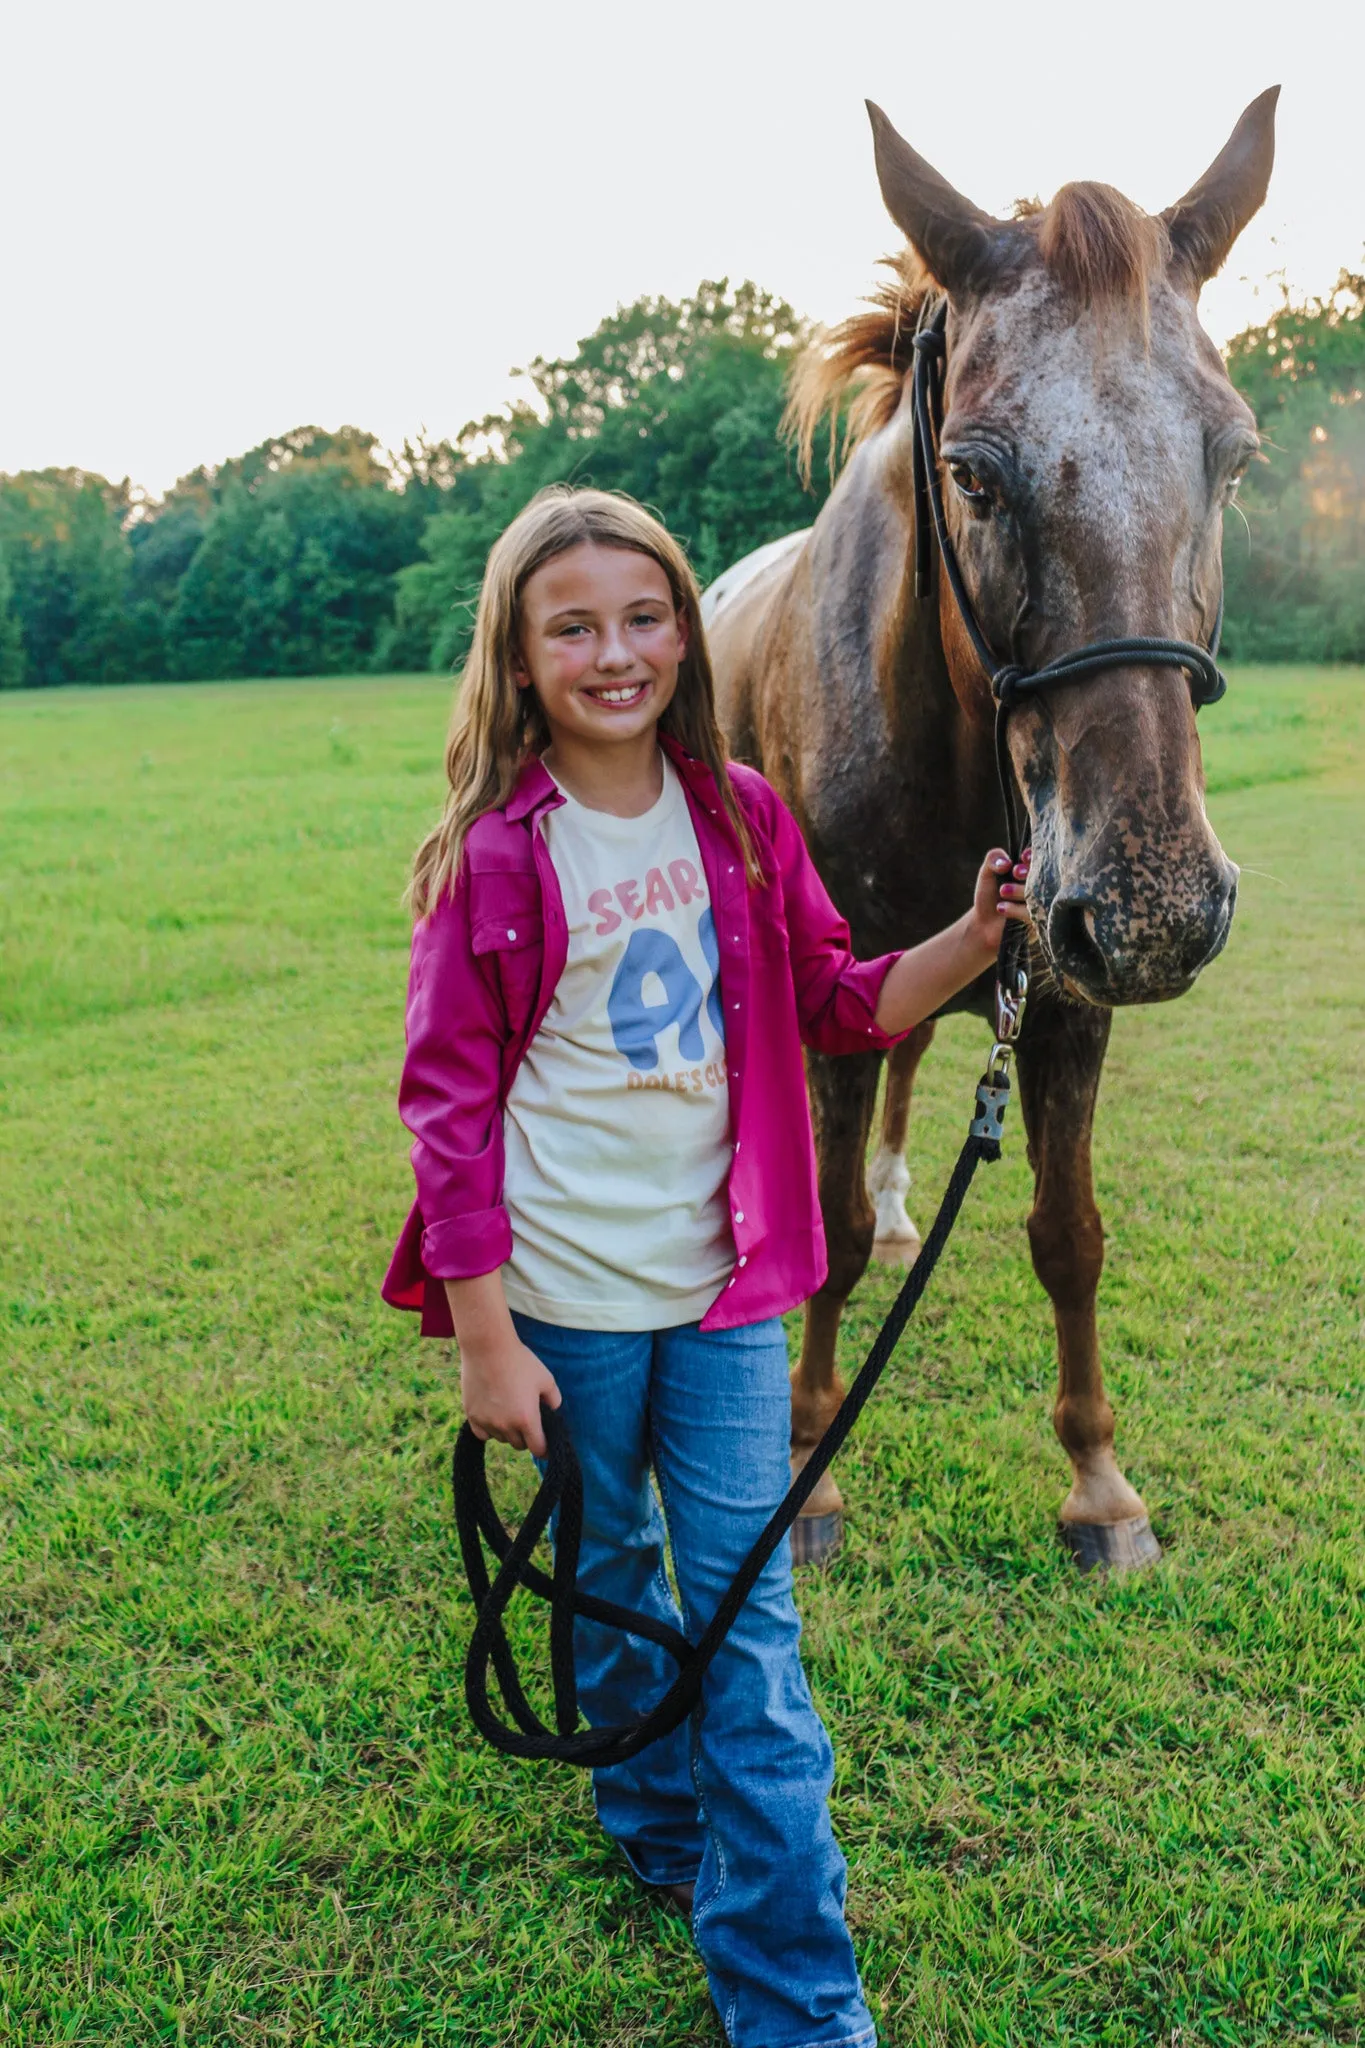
top-left (500, 758), bottom-right (736, 1331)
top-left (608, 907), bottom-right (726, 1094)
top-left (557, 802), bottom-right (727, 1093)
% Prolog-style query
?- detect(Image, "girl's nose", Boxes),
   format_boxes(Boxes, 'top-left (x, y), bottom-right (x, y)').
top-left (597, 627), bottom-right (632, 671)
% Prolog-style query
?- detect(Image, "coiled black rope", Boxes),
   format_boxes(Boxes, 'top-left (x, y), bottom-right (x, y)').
top-left (454, 1099), bottom-right (1005, 1767)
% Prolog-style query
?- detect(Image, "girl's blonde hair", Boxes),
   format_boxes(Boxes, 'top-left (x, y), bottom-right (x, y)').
top-left (409, 485), bottom-right (761, 917)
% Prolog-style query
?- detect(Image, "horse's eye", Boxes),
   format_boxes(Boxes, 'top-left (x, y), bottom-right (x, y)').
top-left (948, 461), bottom-right (991, 508)
top-left (1221, 440), bottom-right (1259, 503)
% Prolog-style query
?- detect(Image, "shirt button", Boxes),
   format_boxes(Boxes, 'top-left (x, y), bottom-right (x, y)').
top-left (732, 1002), bottom-right (740, 1011)
top-left (507, 929), bottom-right (517, 941)
top-left (738, 1255), bottom-right (748, 1268)
top-left (735, 1210), bottom-right (745, 1223)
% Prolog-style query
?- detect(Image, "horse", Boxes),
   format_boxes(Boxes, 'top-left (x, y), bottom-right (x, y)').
top-left (703, 88), bottom-right (1278, 1571)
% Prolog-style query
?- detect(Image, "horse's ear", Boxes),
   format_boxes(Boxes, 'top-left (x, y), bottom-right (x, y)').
top-left (865, 102), bottom-right (999, 297)
top-left (1161, 87), bottom-right (1280, 290)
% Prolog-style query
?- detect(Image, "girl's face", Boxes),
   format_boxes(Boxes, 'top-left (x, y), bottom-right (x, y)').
top-left (514, 543), bottom-right (688, 753)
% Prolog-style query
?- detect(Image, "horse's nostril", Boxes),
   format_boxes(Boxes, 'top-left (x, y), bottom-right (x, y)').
top-left (1047, 893), bottom-right (1108, 989)
top-left (1221, 861), bottom-right (1239, 915)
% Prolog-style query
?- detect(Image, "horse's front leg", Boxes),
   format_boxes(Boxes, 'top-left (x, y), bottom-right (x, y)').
top-left (791, 1048), bottom-right (883, 1566)
top-left (1014, 1000), bottom-right (1161, 1572)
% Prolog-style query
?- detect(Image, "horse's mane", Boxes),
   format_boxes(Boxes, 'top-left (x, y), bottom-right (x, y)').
top-left (785, 182), bottom-right (1171, 482)
top-left (783, 248), bottom-right (933, 485)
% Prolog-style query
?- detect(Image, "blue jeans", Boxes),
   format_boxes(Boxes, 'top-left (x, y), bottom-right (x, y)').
top-left (513, 1311), bottom-right (876, 2048)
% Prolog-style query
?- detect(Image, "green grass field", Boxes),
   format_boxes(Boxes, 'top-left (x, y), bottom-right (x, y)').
top-left (1, 669), bottom-right (1361, 2046)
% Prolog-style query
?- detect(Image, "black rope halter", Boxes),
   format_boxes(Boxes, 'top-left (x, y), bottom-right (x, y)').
top-left (910, 299), bottom-right (1227, 866)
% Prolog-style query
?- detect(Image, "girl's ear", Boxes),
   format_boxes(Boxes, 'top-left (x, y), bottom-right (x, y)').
top-left (675, 606), bottom-right (692, 660)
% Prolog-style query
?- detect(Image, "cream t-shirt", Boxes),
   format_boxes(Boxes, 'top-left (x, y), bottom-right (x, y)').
top-left (501, 757), bottom-right (735, 1330)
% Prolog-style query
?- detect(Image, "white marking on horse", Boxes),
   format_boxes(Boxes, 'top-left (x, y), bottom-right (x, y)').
top-left (867, 1145), bottom-right (918, 1248)
top-left (701, 530), bottom-right (809, 625)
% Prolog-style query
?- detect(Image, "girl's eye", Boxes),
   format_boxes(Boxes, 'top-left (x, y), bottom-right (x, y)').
top-left (948, 461), bottom-right (992, 509)
top-left (630, 612), bottom-right (663, 628)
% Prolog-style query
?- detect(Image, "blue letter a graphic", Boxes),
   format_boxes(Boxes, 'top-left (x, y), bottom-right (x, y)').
top-left (608, 929), bottom-right (705, 1070)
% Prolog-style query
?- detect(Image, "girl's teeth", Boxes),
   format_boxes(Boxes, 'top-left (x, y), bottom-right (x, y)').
top-left (595, 685), bottom-right (642, 703)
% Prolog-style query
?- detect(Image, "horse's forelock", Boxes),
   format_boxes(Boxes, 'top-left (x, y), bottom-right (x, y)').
top-left (787, 185), bottom-right (1172, 482)
top-left (1020, 183), bottom-right (1171, 320)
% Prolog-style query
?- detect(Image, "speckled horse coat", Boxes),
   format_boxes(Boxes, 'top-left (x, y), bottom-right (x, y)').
top-left (704, 89), bottom-right (1279, 1569)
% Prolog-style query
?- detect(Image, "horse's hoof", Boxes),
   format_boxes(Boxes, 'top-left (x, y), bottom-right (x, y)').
top-left (872, 1231), bottom-right (921, 1268)
top-left (790, 1510), bottom-right (843, 1569)
top-left (1059, 1515), bottom-right (1161, 1574)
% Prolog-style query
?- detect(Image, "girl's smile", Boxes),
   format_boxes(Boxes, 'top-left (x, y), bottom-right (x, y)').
top-left (585, 680), bottom-right (650, 707)
top-left (515, 542), bottom-right (688, 757)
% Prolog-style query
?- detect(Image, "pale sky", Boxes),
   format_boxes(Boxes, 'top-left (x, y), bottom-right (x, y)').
top-left (3, 0), bottom-right (1361, 499)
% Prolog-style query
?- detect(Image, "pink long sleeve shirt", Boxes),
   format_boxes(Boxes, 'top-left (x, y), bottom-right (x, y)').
top-left (382, 739), bottom-right (905, 1337)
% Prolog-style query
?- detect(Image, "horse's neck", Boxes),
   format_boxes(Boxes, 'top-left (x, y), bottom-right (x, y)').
top-left (819, 427), bottom-right (974, 763)
top-left (781, 446), bottom-right (997, 938)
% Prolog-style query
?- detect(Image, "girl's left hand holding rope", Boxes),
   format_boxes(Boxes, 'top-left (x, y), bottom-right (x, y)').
top-left (445, 1272), bottom-right (562, 1459)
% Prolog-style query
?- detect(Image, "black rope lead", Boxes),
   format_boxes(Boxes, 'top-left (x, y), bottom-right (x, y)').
top-left (453, 1087), bottom-right (1007, 1767)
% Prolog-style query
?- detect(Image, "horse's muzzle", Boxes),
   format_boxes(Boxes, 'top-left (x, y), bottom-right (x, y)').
top-left (1040, 858), bottom-right (1238, 1007)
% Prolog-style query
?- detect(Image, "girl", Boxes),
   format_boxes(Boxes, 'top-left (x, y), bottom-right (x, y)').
top-left (384, 485), bottom-right (1030, 2048)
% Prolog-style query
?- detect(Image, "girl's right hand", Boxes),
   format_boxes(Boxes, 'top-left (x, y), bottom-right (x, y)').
top-left (459, 1336), bottom-right (562, 1459)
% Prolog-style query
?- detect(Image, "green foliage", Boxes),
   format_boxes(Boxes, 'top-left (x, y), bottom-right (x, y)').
top-left (1224, 271), bottom-right (1365, 661)
top-left (0, 547), bottom-right (24, 687)
top-left (169, 471), bottom-right (403, 682)
top-left (163, 428), bottom-right (434, 682)
top-left (0, 669), bottom-right (1361, 2042)
top-left (0, 469), bottom-right (146, 686)
top-left (0, 288), bottom-right (824, 687)
top-left (126, 483), bottom-right (213, 661)
top-left (4, 271), bottom-right (1363, 688)
top-left (379, 280), bottom-right (826, 672)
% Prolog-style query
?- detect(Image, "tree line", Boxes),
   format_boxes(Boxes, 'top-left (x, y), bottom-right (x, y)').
top-left (0, 272), bottom-right (1361, 690)
top-left (1222, 271), bottom-right (1365, 661)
